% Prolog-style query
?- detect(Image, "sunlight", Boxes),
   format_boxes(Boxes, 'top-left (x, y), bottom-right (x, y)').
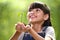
top-left (11, 0), bottom-right (26, 10)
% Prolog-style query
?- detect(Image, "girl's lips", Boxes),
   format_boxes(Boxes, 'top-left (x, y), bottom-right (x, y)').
top-left (29, 16), bottom-right (37, 19)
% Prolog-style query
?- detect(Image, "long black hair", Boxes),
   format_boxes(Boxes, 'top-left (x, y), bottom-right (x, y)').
top-left (28, 2), bottom-right (52, 27)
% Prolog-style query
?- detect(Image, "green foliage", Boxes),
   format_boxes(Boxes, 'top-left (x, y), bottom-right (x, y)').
top-left (0, 0), bottom-right (60, 40)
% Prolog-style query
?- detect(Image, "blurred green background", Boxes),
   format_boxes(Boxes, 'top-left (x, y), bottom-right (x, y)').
top-left (0, 0), bottom-right (60, 40)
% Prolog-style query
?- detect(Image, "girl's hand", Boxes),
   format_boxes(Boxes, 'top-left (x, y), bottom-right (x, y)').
top-left (25, 25), bottom-right (31, 32)
top-left (15, 22), bottom-right (32, 33)
top-left (15, 22), bottom-right (26, 32)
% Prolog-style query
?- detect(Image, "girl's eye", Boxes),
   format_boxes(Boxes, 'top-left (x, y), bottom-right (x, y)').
top-left (36, 9), bottom-right (40, 12)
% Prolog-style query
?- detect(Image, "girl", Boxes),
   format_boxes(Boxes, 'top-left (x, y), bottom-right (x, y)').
top-left (10, 2), bottom-right (55, 40)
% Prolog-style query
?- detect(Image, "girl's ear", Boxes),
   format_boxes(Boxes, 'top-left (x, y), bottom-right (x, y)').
top-left (44, 14), bottom-right (49, 20)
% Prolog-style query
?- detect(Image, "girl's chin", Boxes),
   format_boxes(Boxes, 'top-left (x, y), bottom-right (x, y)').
top-left (29, 20), bottom-right (38, 23)
top-left (29, 19), bottom-right (36, 22)
top-left (28, 19), bottom-right (39, 23)
top-left (29, 19), bottom-right (36, 21)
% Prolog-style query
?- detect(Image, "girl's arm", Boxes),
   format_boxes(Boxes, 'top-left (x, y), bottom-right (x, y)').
top-left (27, 26), bottom-right (52, 40)
top-left (10, 31), bottom-right (21, 40)
top-left (28, 27), bottom-right (44, 40)
top-left (10, 22), bottom-right (25, 40)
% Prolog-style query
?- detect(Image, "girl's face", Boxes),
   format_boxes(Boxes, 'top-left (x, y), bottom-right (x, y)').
top-left (27, 8), bottom-right (48, 23)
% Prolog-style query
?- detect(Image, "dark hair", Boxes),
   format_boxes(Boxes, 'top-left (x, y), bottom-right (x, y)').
top-left (28, 2), bottom-right (52, 27)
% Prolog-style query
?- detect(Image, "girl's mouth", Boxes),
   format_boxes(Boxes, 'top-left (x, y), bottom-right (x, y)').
top-left (29, 16), bottom-right (37, 19)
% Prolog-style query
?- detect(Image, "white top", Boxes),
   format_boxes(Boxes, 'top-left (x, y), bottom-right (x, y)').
top-left (45, 27), bottom-right (56, 40)
top-left (18, 26), bottom-right (56, 40)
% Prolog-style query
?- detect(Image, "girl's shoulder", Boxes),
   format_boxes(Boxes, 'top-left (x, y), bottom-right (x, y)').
top-left (45, 26), bottom-right (56, 40)
top-left (45, 26), bottom-right (55, 32)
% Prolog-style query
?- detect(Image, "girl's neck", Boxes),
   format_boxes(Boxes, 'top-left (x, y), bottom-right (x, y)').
top-left (31, 22), bottom-right (44, 33)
